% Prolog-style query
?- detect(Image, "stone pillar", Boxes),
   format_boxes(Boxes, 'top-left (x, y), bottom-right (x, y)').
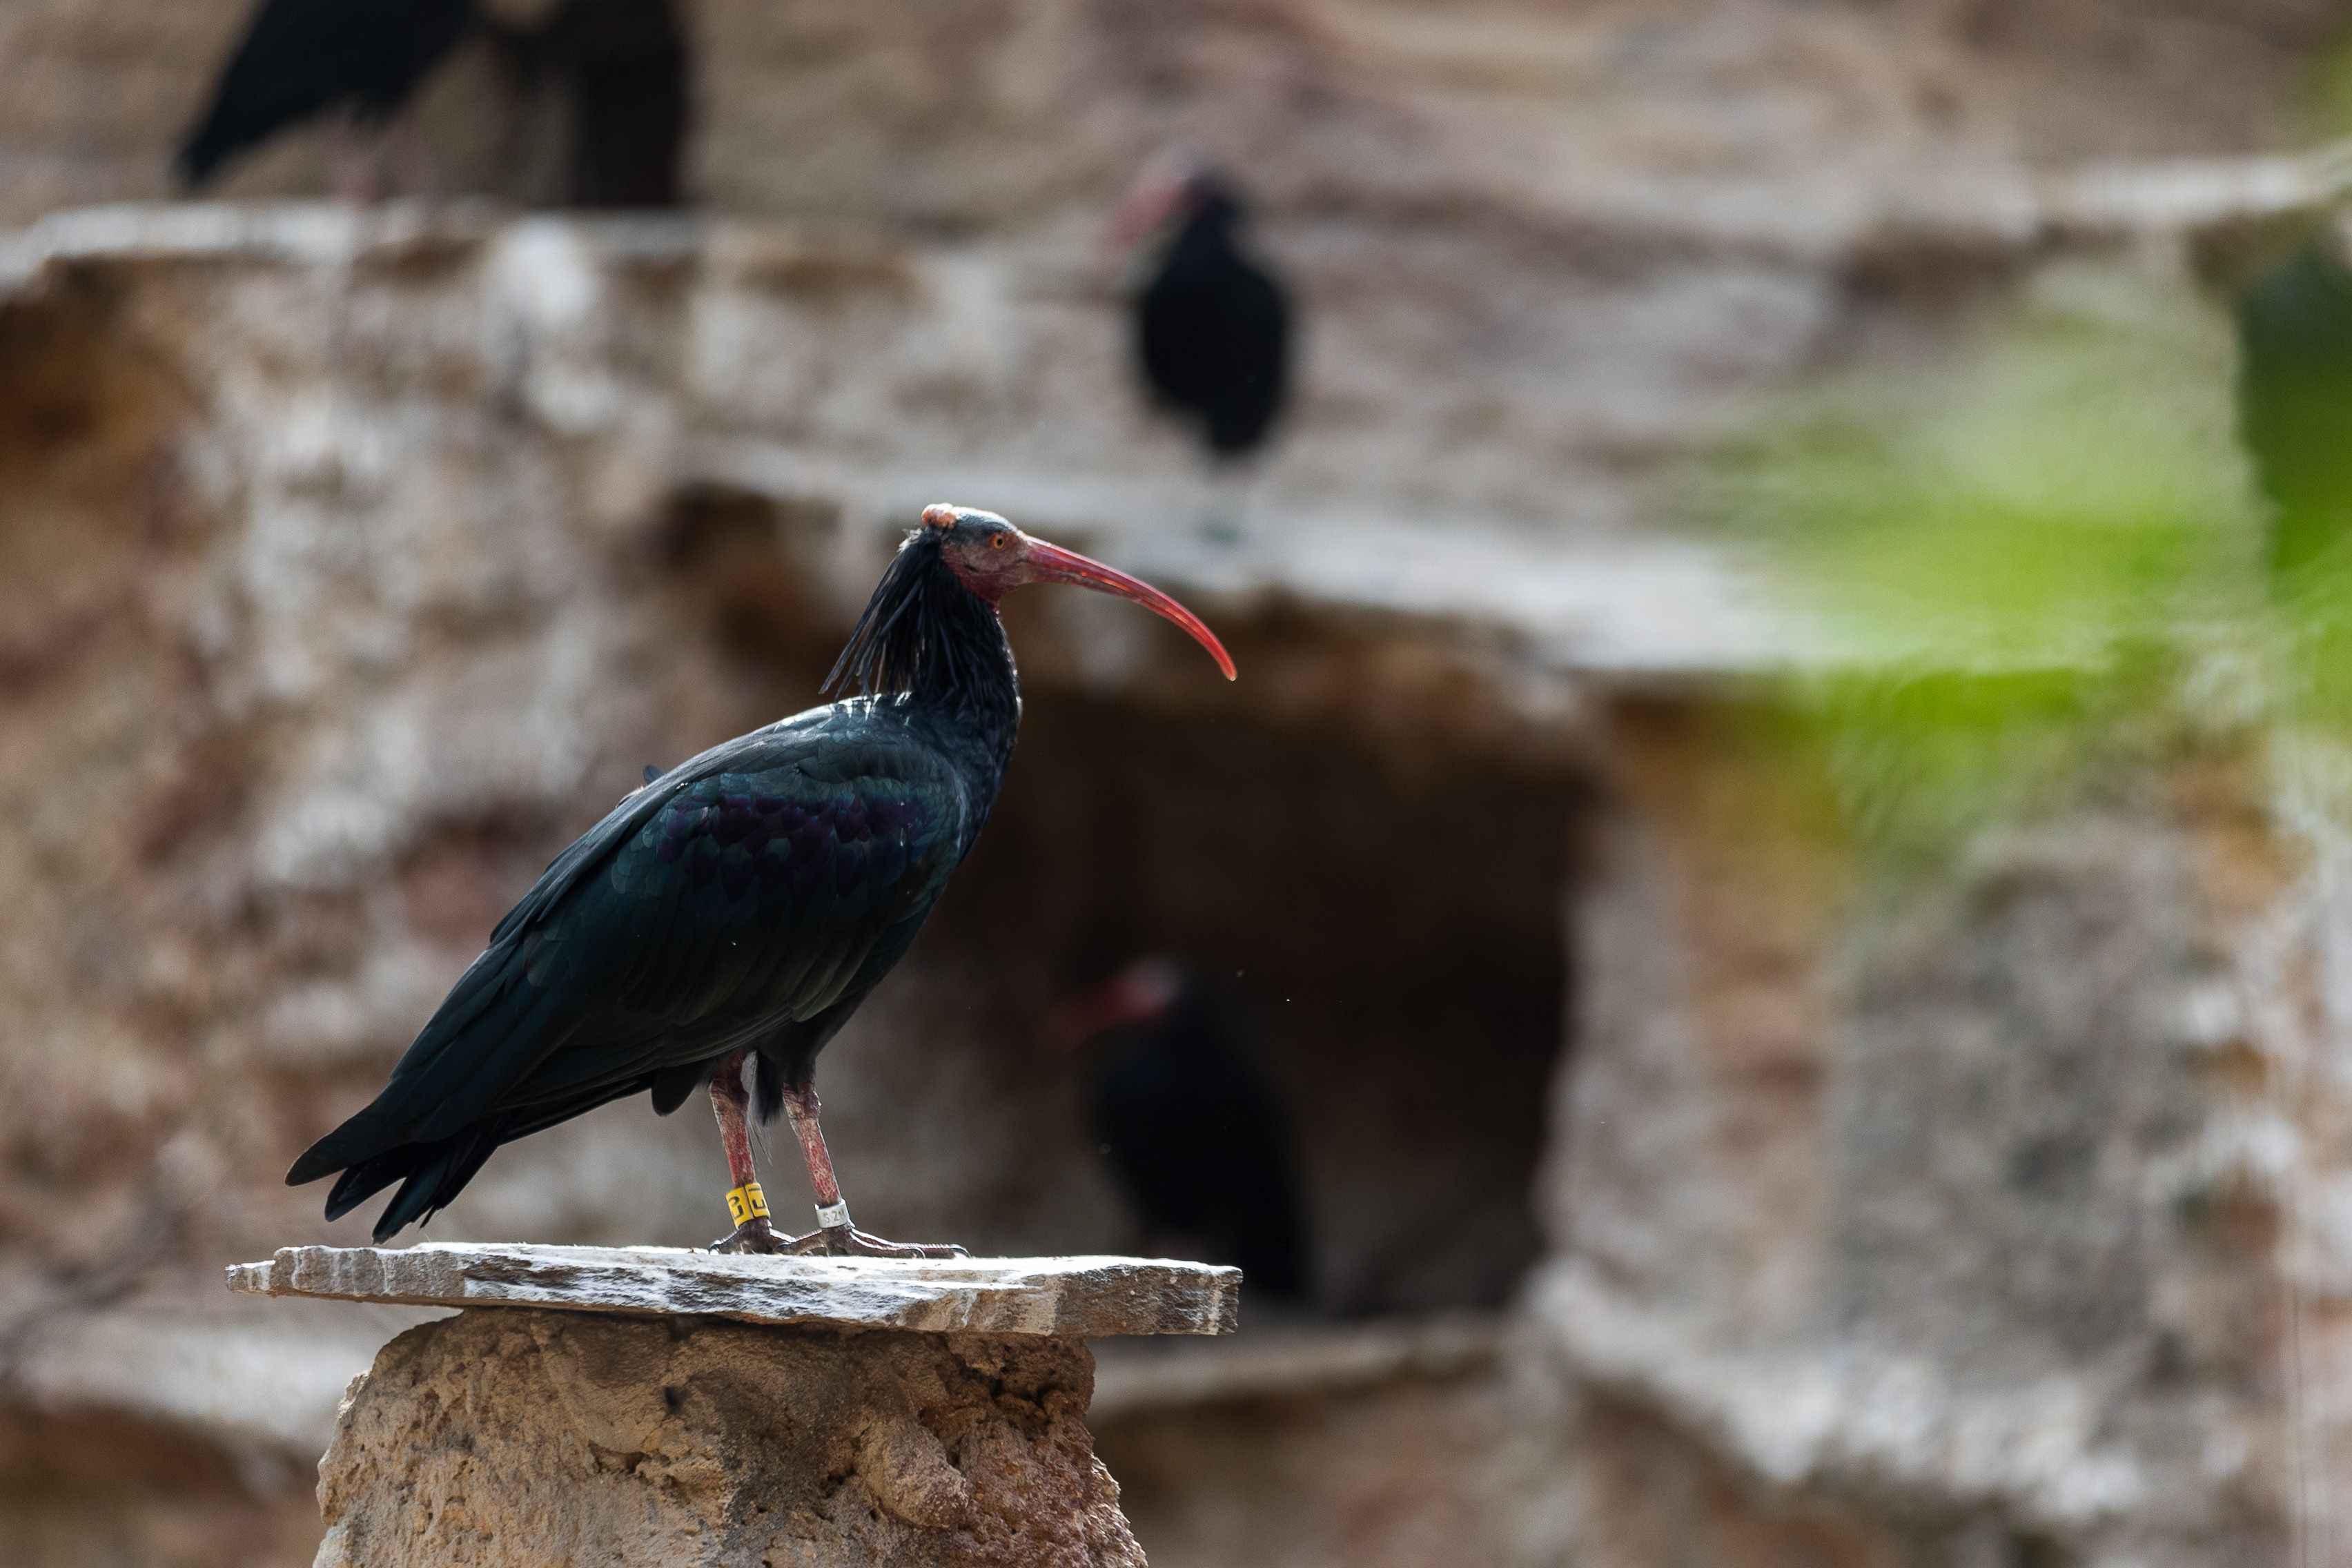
top-left (230, 1244), bottom-right (1237, 1568)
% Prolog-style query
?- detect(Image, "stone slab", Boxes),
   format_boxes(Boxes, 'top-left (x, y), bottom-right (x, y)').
top-left (227, 1243), bottom-right (1239, 1337)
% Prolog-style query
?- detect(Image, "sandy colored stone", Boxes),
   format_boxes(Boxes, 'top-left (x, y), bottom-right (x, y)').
top-left (228, 1244), bottom-right (1239, 1337)
top-left (3, 0), bottom-right (2346, 232)
top-left (313, 1309), bottom-right (1142, 1568)
top-left (1526, 714), bottom-right (2305, 1567)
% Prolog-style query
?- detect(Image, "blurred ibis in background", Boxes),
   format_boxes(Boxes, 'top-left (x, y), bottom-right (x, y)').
top-left (288, 507), bottom-right (1235, 1255)
top-left (1050, 959), bottom-right (1311, 1299)
top-left (1113, 155), bottom-right (1295, 463)
top-left (511, 0), bottom-right (689, 208)
top-left (177, 0), bottom-right (472, 191)
top-left (545, 0), bottom-right (688, 208)
top-left (2238, 231), bottom-right (2352, 587)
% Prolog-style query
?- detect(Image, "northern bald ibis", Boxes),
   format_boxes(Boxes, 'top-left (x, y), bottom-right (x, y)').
top-left (177, 0), bottom-right (471, 189)
top-left (1114, 158), bottom-right (1294, 461)
top-left (1050, 959), bottom-right (1310, 1298)
top-left (508, 0), bottom-right (689, 208)
top-left (289, 507), bottom-right (1235, 1255)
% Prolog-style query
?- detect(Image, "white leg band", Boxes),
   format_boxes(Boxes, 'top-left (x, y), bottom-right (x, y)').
top-left (815, 1201), bottom-right (852, 1230)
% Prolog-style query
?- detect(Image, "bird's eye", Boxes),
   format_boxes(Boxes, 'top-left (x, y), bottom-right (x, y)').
top-left (989, 533), bottom-right (1008, 550)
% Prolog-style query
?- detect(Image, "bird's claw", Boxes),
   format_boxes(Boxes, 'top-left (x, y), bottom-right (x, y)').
top-left (781, 1224), bottom-right (968, 1259)
top-left (709, 1217), bottom-right (790, 1253)
top-left (709, 1202), bottom-right (966, 1259)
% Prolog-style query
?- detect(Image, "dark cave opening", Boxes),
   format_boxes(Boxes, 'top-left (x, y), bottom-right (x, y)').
top-left (944, 692), bottom-right (1582, 1316)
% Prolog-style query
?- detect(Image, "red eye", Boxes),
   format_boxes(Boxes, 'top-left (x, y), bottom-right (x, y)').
top-left (990, 533), bottom-right (1007, 549)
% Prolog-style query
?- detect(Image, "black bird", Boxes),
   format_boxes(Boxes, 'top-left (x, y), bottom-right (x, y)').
top-left (2239, 234), bottom-right (2352, 588)
top-left (1050, 959), bottom-right (1310, 1297)
top-left (1114, 158), bottom-right (1294, 461)
top-left (290, 507), bottom-right (1235, 1254)
top-left (177, 0), bottom-right (472, 190)
top-left (522, 0), bottom-right (689, 208)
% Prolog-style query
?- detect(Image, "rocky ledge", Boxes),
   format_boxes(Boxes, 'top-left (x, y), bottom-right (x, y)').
top-left (228, 1242), bottom-right (1240, 1337)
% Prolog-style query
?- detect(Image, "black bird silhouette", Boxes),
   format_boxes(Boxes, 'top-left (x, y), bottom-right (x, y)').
top-left (1050, 959), bottom-right (1310, 1298)
top-left (514, 0), bottom-right (689, 208)
top-left (177, 0), bottom-right (472, 188)
top-left (1114, 159), bottom-right (1294, 461)
top-left (290, 507), bottom-right (1235, 1254)
top-left (2239, 235), bottom-right (2352, 587)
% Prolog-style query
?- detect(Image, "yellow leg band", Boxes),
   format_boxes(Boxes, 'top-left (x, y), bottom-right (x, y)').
top-left (725, 1183), bottom-right (770, 1228)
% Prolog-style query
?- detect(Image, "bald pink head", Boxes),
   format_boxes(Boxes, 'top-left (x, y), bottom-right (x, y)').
top-left (921, 504), bottom-right (1235, 681)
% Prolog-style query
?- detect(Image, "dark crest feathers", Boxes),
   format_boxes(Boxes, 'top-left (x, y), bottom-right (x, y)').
top-left (822, 529), bottom-right (1010, 707)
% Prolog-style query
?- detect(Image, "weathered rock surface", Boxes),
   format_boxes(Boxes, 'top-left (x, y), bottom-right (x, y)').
top-left (5, 0), bottom-right (2346, 233)
top-left (230, 1244), bottom-right (1239, 1336)
top-left (313, 1308), bottom-right (1141, 1568)
top-left (1523, 712), bottom-right (2322, 1567)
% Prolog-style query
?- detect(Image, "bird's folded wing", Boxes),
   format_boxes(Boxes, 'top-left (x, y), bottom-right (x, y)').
top-left (290, 716), bottom-right (967, 1175)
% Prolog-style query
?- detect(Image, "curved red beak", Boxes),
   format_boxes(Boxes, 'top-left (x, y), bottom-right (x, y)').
top-left (1022, 539), bottom-right (1237, 680)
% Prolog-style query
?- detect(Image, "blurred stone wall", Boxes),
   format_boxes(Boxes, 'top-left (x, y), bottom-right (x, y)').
top-left (1520, 703), bottom-right (2343, 1567)
top-left (0, 0), bottom-right (541, 220)
top-left (7, 0), bottom-right (2349, 230)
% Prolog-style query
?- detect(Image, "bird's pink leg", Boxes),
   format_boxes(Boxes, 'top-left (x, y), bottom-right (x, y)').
top-left (324, 106), bottom-right (378, 205)
top-left (775, 1081), bottom-right (967, 1259)
top-left (783, 1081), bottom-right (845, 1213)
top-left (707, 1052), bottom-right (785, 1253)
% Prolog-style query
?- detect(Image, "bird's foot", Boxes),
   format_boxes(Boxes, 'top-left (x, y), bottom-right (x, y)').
top-left (778, 1226), bottom-right (969, 1259)
top-left (709, 1215), bottom-right (790, 1253)
top-left (780, 1204), bottom-right (966, 1258)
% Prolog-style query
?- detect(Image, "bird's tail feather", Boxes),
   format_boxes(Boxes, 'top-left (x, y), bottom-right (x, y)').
top-left (373, 1129), bottom-right (500, 1242)
top-left (175, 133), bottom-right (225, 190)
top-left (286, 972), bottom-right (574, 1186)
top-left (312, 1126), bottom-right (491, 1240)
top-left (320, 1072), bottom-right (658, 1242)
top-left (322, 1150), bottom-right (415, 1223)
